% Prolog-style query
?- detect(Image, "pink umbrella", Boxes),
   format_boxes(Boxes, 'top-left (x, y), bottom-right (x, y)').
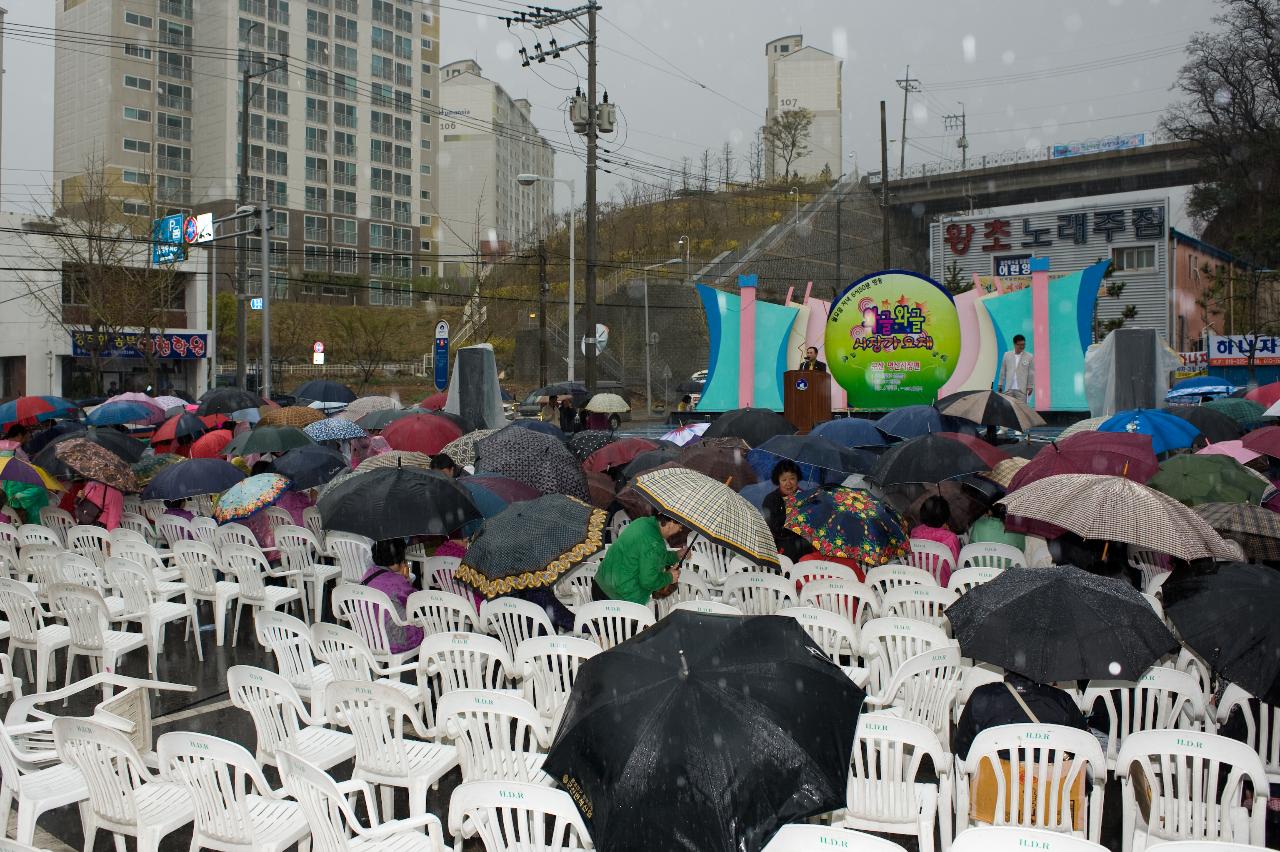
top-left (1196, 440), bottom-right (1262, 465)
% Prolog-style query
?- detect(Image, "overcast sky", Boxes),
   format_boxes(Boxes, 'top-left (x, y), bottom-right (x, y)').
top-left (2, 0), bottom-right (1220, 226)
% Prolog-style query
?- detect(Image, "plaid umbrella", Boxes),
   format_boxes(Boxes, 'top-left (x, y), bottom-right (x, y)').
top-left (583, 437), bottom-right (658, 474)
top-left (785, 486), bottom-right (910, 567)
top-left (142, 458), bottom-right (245, 501)
top-left (131, 454), bottom-right (184, 488)
top-left (1205, 397), bottom-right (1268, 424)
top-left (87, 399), bottom-right (166, 427)
top-left (1057, 416), bottom-right (1108, 438)
top-left (1194, 502), bottom-right (1280, 561)
top-left (1007, 432), bottom-right (1159, 492)
top-left (356, 450), bottom-right (433, 472)
top-left (214, 473), bottom-right (290, 522)
top-left (151, 413), bottom-right (209, 448)
top-left (870, 434), bottom-right (990, 486)
top-left (982, 457), bottom-right (1031, 488)
top-left (439, 429), bottom-right (499, 469)
top-left (935, 390), bottom-right (1045, 431)
top-left (225, 426), bottom-right (315, 457)
top-left (0, 456), bottom-right (62, 491)
top-left (585, 393), bottom-right (630, 414)
top-left (294, 379), bottom-right (357, 405)
top-left (54, 438), bottom-right (140, 492)
top-left (569, 429), bottom-right (618, 461)
top-left (1097, 408), bottom-right (1201, 455)
top-left (0, 395), bottom-right (79, 429)
top-left (703, 407), bottom-right (796, 448)
top-left (456, 494), bottom-right (605, 599)
top-left (475, 427), bottom-right (589, 500)
top-left (337, 396), bottom-right (400, 423)
top-left (999, 473), bottom-right (1239, 561)
top-left (260, 406), bottom-right (325, 427)
top-left (1148, 454), bottom-right (1269, 507)
top-left (317, 466), bottom-right (479, 540)
top-left (1163, 405), bottom-right (1243, 444)
top-left (190, 430), bottom-right (233, 459)
top-left (632, 466), bottom-right (779, 566)
top-left (381, 413), bottom-right (463, 455)
top-left (303, 418), bottom-right (367, 443)
top-left (197, 387), bottom-right (261, 416)
top-left (270, 444), bottom-right (349, 491)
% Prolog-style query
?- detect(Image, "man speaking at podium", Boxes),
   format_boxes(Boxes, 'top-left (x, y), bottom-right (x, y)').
top-left (799, 346), bottom-right (827, 372)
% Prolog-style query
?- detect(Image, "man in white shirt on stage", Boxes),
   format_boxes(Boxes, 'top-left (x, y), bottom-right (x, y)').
top-left (999, 334), bottom-right (1034, 402)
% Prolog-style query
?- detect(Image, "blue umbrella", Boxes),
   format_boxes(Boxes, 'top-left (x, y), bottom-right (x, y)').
top-left (810, 418), bottom-right (888, 448)
top-left (508, 419), bottom-right (567, 441)
top-left (87, 400), bottom-right (165, 427)
top-left (141, 458), bottom-right (246, 501)
top-left (747, 435), bottom-right (876, 485)
top-left (303, 418), bottom-right (367, 443)
top-left (876, 405), bottom-right (974, 441)
top-left (1098, 408), bottom-right (1202, 455)
top-left (1166, 375), bottom-right (1236, 401)
top-left (270, 444), bottom-right (348, 490)
top-left (460, 478), bottom-right (511, 518)
top-left (739, 479), bottom-right (820, 510)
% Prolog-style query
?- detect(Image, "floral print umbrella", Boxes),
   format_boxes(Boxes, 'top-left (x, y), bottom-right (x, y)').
top-left (54, 438), bottom-right (141, 492)
top-left (213, 473), bottom-right (290, 522)
top-left (784, 487), bottom-right (911, 567)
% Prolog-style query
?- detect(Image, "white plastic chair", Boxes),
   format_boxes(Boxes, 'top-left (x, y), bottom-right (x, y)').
top-left (947, 565), bottom-right (1004, 595)
top-left (652, 571), bottom-right (711, 619)
top-left (256, 610), bottom-right (332, 721)
top-left (556, 560), bottom-right (600, 609)
top-left (119, 512), bottom-right (157, 545)
top-left (106, 557), bottom-right (203, 673)
top-left (49, 583), bottom-right (149, 689)
top-left (0, 716), bottom-right (89, 847)
top-left (172, 540), bottom-right (240, 646)
top-left (514, 635), bottom-right (600, 730)
top-left (222, 543), bottom-right (302, 641)
top-left (111, 538), bottom-right (181, 585)
top-left (670, 599), bottom-right (741, 616)
top-left (437, 690), bottom-right (552, 785)
top-left (573, 599), bottom-right (655, 650)
top-left (215, 521), bottom-right (259, 552)
top-left (480, 597), bottom-right (554, 659)
top-left (863, 645), bottom-right (964, 743)
top-left (950, 826), bottom-right (1107, 852)
top-left (608, 510), bottom-right (631, 542)
top-left (332, 582), bottom-right (419, 668)
top-left (17, 524), bottom-right (61, 551)
top-left (274, 524), bottom-right (341, 623)
top-left (1128, 547), bottom-right (1171, 592)
top-left (841, 714), bottom-right (951, 852)
top-left (881, 585), bottom-right (959, 630)
top-left (157, 731), bottom-right (310, 852)
top-left (956, 723), bottom-right (1108, 843)
top-left (448, 780), bottom-right (592, 852)
top-left (1080, 666), bottom-right (1208, 771)
top-left (0, 578), bottom-right (68, 689)
top-left (425, 555), bottom-right (471, 600)
top-left (155, 514), bottom-right (194, 549)
top-left (798, 577), bottom-right (877, 626)
top-left (907, 539), bottom-right (958, 585)
top-left (138, 500), bottom-right (167, 525)
top-left (36, 508), bottom-right (73, 545)
top-left (407, 589), bottom-right (481, 634)
top-left (766, 825), bottom-right (907, 850)
top-left (326, 680), bottom-right (460, 819)
top-left (189, 516), bottom-right (219, 548)
top-left (722, 571), bottom-right (795, 615)
top-left (277, 747), bottom-right (447, 852)
top-left (227, 665), bottom-right (354, 770)
top-left (326, 531), bottom-right (375, 584)
top-left (415, 632), bottom-right (512, 728)
top-left (19, 546), bottom-right (63, 600)
top-left (52, 715), bottom-right (193, 852)
top-left (866, 564), bottom-right (939, 609)
top-left (1216, 684), bottom-right (1280, 783)
top-left (777, 605), bottom-right (864, 682)
top-left (860, 617), bottom-right (952, 698)
top-left (302, 506), bottom-right (325, 543)
top-left (1117, 730), bottom-right (1269, 851)
top-left (788, 558), bottom-right (863, 591)
top-left (958, 541), bottom-right (1026, 570)
top-left (310, 622), bottom-right (421, 708)
top-left (58, 552), bottom-right (124, 619)
top-left (684, 537), bottom-right (734, 590)
top-left (263, 506), bottom-right (294, 530)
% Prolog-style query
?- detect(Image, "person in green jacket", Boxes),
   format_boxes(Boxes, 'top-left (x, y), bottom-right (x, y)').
top-left (968, 503), bottom-right (1025, 551)
top-left (593, 514), bottom-right (688, 605)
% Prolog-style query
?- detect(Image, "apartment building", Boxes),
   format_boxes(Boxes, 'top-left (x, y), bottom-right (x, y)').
top-left (764, 35), bottom-right (843, 181)
top-left (53, 0), bottom-right (441, 308)
top-left (437, 59), bottom-right (554, 279)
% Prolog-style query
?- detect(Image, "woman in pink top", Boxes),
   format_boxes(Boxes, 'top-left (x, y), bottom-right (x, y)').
top-left (908, 495), bottom-right (960, 586)
top-left (81, 480), bottom-right (124, 531)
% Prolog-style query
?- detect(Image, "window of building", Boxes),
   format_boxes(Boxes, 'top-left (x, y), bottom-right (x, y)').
top-left (420, 10), bottom-right (432, 23)
top-left (395, 34), bottom-right (412, 58)
top-left (123, 75), bottom-right (152, 91)
top-left (122, 170), bottom-right (151, 185)
top-left (333, 160), bottom-right (356, 185)
top-left (123, 42), bottom-right (152, 59)
top-left (335, 15), bottom-right (357, 41)
top-left (333, 189), bottom-right (356, 215)
top-left (370, 167), bottom-right (392, 192)
top-left (372, 54), bottom-right (393, 80)
top-left (779, 44), bottom-right (789, 53)
top-left (394, 173), bottom-right (411, 196)
top-left (123, 106), bottom-right (152, 122)
top-left (370, 138), bottom-right (393, 163)
top-left (123, 138), bottom-right (152, 154)
top-left (421, 62), bottom-right (432, 75)
top-left (1112, 245), bottom-right (1157, 273)
top-left (306, 8), bottom-right (328, 36)
top-left (372, 26), bottom-right (393, 53)
top-left (122, 200), bottom-right (149, 216)
top-left (370, 223), bottom-right (392, 248)
top-left (420, 239), bottom-right (432, 252)
top-left (370, 195), bottom-right (392, 220)
top-left (305, 156), bottom-right (328, 182)
top-left (372, 83), bottom-right (394, 107)
top-left (305, 185), bottom-right (328, 212)
top-left (305, 125), bottom-right (328, 153)
top-left (266, 87), bottom-right (289, 114)
top-left (304, 244), bottom-right (328, 271)
top-left (332, 217), bottom-right (357, 245)
top-left (335, 43), bottom-right (358, 71)
top-left (419, 37), bottom-right (433, 50)
top-left (333, 247), bottom-right (356, 273)
top-left (334, 102), bottom-right (357, 129)
top-left (125, 11), bottom-right (153, 27)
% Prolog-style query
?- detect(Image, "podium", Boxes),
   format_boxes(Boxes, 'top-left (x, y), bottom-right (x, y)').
top-left (783, 370), bottom-right (832, 434)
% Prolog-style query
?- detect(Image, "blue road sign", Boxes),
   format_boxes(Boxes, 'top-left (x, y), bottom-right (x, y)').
top-left (152, 214), bottom-right (186, 265)
top-left (250, 298), bottom-right (264, 311)
top-left (434, 320), bottom-right (450, 391)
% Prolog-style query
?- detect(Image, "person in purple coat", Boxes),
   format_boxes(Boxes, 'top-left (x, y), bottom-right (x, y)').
top-left (359, 538), bottom-right (423, 654)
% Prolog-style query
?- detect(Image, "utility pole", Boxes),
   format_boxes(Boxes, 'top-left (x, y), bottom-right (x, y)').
top-left (538, 239), bottom-right (549, 386)
top-left (944, 103), bottom-right (969, 169)
top-left (259, 205), bottom-right (272, 400)
top-left (835, 194), bottom-right (843, 289)
top-left (583, 2), bottom-right (599, 394)
top-left (880, 100), bottom-right (890, 268)
top-left (895, 65), bottom-right (920, 179)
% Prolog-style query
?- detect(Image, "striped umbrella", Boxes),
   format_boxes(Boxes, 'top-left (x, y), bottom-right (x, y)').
top-left (632, 466), bottom-right (778, 566)
top-left (355, 450), bottom-right (433, 472)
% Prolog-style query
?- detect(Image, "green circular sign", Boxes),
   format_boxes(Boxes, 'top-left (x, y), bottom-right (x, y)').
top-left (825, 270), bottom-right (961, 409)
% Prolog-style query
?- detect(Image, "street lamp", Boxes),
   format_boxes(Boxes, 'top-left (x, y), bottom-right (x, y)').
top-left (789, 187), bottom-right (799, 220)
top-left (517, 173), bottom-right (576, 383)
top-left (642, 257), bottom-right (682, 418)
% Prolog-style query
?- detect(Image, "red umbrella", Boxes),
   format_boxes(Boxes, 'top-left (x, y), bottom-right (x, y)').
top-left (1008, 432), bottom-right (1159, 492)
top-left (419, 392), bottom-right (449, 411)
top-left (381, 413), bottom-right (463, 455)
top-left (934, 432), bottom-right (1011, 469)
top-left (1242, 425), bottom-right (1280, 459)
top-left (190, 430), bottom-right (233, 459)
top-left (150, 413), bottom-right (209, 448)
top-left (1246, 382), bottom-right (1280, 408)
top-left (583, 437), bottom-right (659, 474)
top-left (584, 470), bottom-right (616, 509)
top-left (201, 414), bottom-right (230, 430)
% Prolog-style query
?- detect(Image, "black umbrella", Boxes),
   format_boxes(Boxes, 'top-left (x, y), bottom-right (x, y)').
top-left (1162, 562), bottom-right (1280, 705)
top-left (270, 444), bottom-right (349, 491)
top-left (455, 494), bottom-right (605, 599)
top-left (474, 427), bottom-right (588, 499)
top-left (356, 408), bottom-right (418, 431)
top-left (509, 419), bottom-right (567, 441)
top-left (870, 433), bottom-right (990, 486)
top-left (544, 610), bottom-right (862, 852)
top-left (33, 427), bottom-right (145, 477)
top-left (568, 430), bottom-right (617, 462)
top-left (747, 434), bottom-right (876, 484)
top-left (24, 420), bottom-right (86, 457)
top-left (293, 379), bottom-right (357, 405)
top-left (621, 446), bottom-right (683, 479)
top-left (224, 426), bottom-right (314, 457)
top-left (141, 458), bottom-right (246, 501)
top-left (1163, 405), bottom-right (1244, 444)
top-left (703, 407), bottom-right (796, 448)
top-left (197, 387), bottom-right (261, 416)
top-left (316, 465), bottom-right (480, 540)
top-left (946, 564), bottom-right (1178, 682)
top-left (876, 405), bottom-right (974, 441)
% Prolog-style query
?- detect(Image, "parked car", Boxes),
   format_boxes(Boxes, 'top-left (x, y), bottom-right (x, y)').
top-left (515, 381), bottom-right (633, 424)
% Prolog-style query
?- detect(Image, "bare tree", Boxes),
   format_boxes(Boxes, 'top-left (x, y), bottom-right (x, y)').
top-left (720, 140), bottom-right (736, 189)
top-left (746, 129), bottom-right (766, 185)
top-left (763, 108), bottom-right (815, 182)
top-left (699, 149), bottom-right (712, 192)
top-left (679, 157), bottom-right (691, 193)
top-left (328, 306), bottom-right (417, 391)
